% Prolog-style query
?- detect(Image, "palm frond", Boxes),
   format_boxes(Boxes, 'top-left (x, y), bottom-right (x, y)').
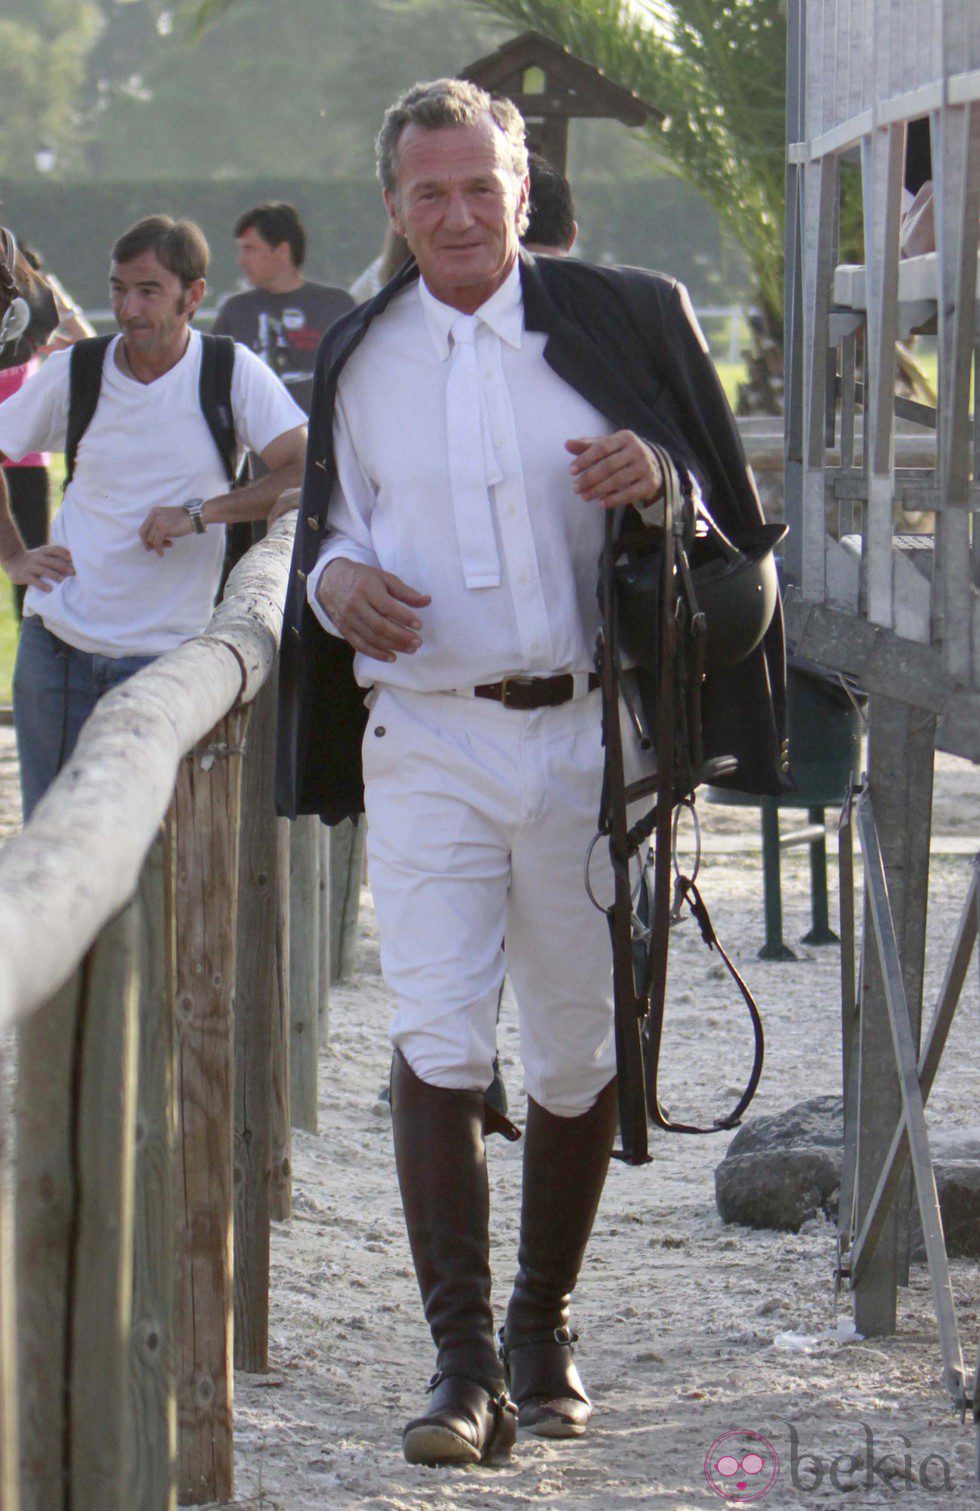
top-left (465, 0), bottom-right (788, 314)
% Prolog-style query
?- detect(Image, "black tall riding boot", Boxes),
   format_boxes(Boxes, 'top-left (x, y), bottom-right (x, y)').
top-left (500, 1076), bottom-right (618, 1438)
top-left (390, 1049), bottom-right (518, 1466)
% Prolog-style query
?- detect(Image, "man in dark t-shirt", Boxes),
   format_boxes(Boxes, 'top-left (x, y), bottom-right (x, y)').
top-left (212, 202), bottom-right (354, 414)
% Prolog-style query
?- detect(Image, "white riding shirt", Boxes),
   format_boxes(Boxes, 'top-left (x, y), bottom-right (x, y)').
top-left (307, 261), bottom-right (618, 690)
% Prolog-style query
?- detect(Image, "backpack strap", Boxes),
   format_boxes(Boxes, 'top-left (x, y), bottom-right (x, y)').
top-left (199, 332), bottom-right (239, 485)
top-left (64, 334), bottom-right (113, 488)
top-left (65, 331), bottom-right (240, 491)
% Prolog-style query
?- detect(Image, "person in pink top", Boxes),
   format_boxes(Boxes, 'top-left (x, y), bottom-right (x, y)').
top-left (0, 359), bottom-right (49, 618)
top-left (0, 243), bottom-right (93, 618)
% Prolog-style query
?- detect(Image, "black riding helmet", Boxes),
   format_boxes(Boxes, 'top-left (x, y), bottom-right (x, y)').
top-left (611, 505), bottom-right (786, 673)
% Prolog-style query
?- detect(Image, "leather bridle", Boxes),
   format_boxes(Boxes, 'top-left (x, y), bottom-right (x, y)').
top-left (593, 450), bottom-right (765, 1166)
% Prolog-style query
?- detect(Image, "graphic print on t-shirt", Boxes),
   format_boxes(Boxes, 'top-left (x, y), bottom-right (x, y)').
top-left (212, 282), bottom-right (355, 415)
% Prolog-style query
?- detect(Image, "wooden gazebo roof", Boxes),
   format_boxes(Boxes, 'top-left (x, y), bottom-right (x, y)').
top-left (461, 30), bottom-right (663, 173)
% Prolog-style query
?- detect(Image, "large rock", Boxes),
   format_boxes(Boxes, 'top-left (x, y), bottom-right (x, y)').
top-left (714, 1095), bottom-right (842, 1232)
top-left (714, 1096), bottom-right (980, 1258)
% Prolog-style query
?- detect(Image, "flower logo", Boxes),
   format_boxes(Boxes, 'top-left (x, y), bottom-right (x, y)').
top-left (704, 1429), bottom-right (780, 1502)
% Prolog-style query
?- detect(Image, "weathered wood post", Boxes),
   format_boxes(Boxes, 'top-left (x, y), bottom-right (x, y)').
top-left (289, 815), bottom-right (320, 1132)
top-left (276, 823), bottom-right (291, 1048)
top-left (16, 903), bottom-right (140, 1511)
top-left (273, 819), bottom-right (293, 1212)
top-left (233, 675), bottom-right (279, 1370)
top-left (319, 827), bottom-right (330, 1047)
top-left (130, 832), bottom-right (177, 1511)
top-left (70, 906), bottom-right (140, 1510)
top-left (173, 711), bottom-right (245, 1506)
top-left (0, 1055), bottom-right (17, 1511)
top-left (329, 818), bottom-right (365, 983)
top-left (15, 975), bottom-right (79, 1511)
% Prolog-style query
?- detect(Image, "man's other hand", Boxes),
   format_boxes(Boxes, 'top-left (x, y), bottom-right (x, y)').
top-left (317, 559), bottom-right (430, 662)
top-left (139, 505), bottom-right (195, 556)
top-left (566, 431), bottom-right (665, 519)
top-left (2, 544), bottom-right (75, 591)
top-left (268, 487), bottom-right (301, 526)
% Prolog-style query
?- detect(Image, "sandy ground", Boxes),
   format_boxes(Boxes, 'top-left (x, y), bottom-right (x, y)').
top-left (1, 732), bottom-right (977, 1507)
top-left (224, 751), bottom-right (978, 1510)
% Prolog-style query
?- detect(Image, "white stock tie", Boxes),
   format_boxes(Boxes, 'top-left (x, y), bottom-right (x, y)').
top-left (445, 314), bottom-right (503, 589)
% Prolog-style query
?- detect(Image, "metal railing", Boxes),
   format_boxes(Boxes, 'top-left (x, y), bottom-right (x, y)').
top-left (785, 0), bottom-right (979, 1476)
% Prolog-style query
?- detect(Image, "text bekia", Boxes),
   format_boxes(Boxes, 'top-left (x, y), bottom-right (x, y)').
top-left (784, 1421), bottom-right (955, 1494)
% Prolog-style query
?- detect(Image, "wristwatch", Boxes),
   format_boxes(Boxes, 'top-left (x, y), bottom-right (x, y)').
top-left (181, 498), bottom-right (206, 534)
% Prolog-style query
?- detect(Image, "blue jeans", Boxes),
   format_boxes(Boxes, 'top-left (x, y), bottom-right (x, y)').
top-left (13, 615), bottom-right (156, 819)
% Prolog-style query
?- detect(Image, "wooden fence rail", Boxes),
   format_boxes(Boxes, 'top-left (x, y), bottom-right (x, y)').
top-left (0, 516), bottom-right (329, 1509)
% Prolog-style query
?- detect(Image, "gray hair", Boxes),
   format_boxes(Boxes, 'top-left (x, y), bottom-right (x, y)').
top-left (376, 78), bottom-right (530, 234)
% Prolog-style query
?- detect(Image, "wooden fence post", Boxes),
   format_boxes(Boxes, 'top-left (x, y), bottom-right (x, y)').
top-left (270, 820), bottom-right (292, 1222)
top-left (129, 831), bottom-right (177, 1511)
top-left (233, 678), bottom-right (278, 1370)
top-left (318, 827), bottom-right (330, 1048)
top-left (329, 817), bottom-right (365, 984)
top-left (16, 901), bottom-right (140, 1511)
top-left (69, 905), bottom-right (140, 1511)
top-left (15, 973), bottom-right (80, 1511)
top-left (173, 711), bottom-right (245, 1506)
top-left (289, 816), bottom-right (320, 1133)
top-left (0, 1058), bottom-right (19, 1511)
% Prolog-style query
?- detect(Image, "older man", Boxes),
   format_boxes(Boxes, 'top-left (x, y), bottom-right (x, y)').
top-left (277, 80), bottom-right (786, 1466)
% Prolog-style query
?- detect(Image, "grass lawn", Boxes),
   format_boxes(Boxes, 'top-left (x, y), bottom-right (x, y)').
top-left (0, 591), bottom-right (16, 703)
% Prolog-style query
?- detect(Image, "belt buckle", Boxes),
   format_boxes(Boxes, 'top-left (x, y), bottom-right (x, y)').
top-left (500, 674), bottom-right (535, 709)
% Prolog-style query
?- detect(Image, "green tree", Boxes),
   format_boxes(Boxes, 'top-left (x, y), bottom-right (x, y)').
top-left (0, 0), bottom-right (104, 176)
top-left (475, 2), bottom-right (786, 308)
top-left (81, 0), bottom-right (508, 181)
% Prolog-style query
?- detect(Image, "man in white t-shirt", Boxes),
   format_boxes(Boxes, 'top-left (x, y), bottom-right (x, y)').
top-left (0, 214), bottom-right (307, 816)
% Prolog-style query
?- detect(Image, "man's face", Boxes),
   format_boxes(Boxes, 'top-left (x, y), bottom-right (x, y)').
top-left (384, 115), bottom-right (528, 312)
top-left (109, 250), bottom-right (202, 356)
top-left (235, 227), bottom-right (290, 291)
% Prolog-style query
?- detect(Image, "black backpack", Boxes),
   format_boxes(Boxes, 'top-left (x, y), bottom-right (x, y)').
top-left (63, 332), bottom-right (239, 488)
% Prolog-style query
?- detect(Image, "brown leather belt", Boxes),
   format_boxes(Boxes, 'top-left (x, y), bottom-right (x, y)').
top-left (473, 672), bottom-right (600, 710)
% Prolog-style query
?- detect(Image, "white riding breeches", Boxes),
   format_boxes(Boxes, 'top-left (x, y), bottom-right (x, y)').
top-left (361, 683), bottom-right (648, 1117)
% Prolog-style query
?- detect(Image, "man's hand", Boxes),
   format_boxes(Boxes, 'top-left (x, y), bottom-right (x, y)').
top-left (268, 487), bottom-right (301, 526)
top-left (2, 544), bottom-right (74, 591)
top-left (317, 559), bottom-right (430, 662)
top-left (139, 505), bottom-right (196, 556)
top-left (566, 431), bottom-right (665, 519)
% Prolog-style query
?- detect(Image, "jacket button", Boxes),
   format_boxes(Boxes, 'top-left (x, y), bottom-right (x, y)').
top-left (296, 568), bottom-right (307, 582)
top-left (307, 516), bottom-right (319, 531)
